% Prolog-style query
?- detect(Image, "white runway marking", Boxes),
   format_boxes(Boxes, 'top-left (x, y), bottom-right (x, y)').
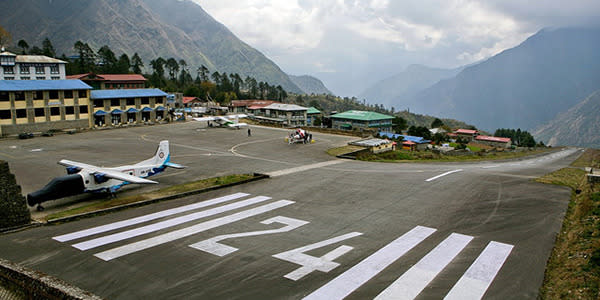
top-left (374, 233), bottom-right (473, 300)
top-left (94, 200), bottom-right (294, 261)
top-left (303, 226), bottom-right (436, 300)
top-left (267, 160), bottom-right (344, 177)
top-left (54, 192), bottom-right (250, 242)
top-left (425, 169), bottom-right (463, 182)
top-left (444, 241), bottom-right (513, 300)
top-left (72, 196), bottom-right (271, 250)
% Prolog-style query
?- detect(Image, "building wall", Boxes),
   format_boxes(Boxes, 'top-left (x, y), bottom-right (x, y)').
top-left (332, 118), bottom-right (393, 131)
top-left (92, 96), bottom-right (167, 127)
top-left (0, 89), bottom-right (91, 135)
top-left (473, 139), bottom-right (511, 148)
top-left (0, 63), bottom-right (66, 80)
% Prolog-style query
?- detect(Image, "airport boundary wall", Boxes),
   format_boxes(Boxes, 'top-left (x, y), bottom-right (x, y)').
top-left (0, 258), bottom-right (103, 300)
top-left (0, 160), bottom-right (30, 229)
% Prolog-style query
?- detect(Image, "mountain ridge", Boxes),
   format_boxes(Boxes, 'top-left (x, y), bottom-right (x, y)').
top-left (288, 74), bottom-right (332, 95)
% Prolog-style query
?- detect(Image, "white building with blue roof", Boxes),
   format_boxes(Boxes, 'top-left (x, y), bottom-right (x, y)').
top-left (90, 88), bottom-right (169, 126)
top-left (0, 80), bottom-right (92, 135)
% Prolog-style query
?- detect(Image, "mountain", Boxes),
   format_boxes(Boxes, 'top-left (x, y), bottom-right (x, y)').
top-left (359, 64), bottom-right (463, 109)
top-left (404, 27), bottom-right (600, 131)
top-left (0, 0), bottom-right (302, 93)
top-left (288, 75), bottom-right (332, 95)
top-left (533, 90), bottom-right (600, 148)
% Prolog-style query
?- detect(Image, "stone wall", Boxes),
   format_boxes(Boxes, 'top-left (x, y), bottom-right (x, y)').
top-left (0, 119), bottom-right (89, 136)
top-left (0, 160), bottom-right (30, 229)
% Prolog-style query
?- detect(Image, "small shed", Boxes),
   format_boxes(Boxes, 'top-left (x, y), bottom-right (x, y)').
top-left (349, 138), bottom-right (395, 153)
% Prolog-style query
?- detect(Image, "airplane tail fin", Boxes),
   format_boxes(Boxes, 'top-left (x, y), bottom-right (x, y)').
top-left (135, 140), bottom-right (170, 166)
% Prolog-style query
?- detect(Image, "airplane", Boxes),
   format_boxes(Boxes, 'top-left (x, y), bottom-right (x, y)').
top-left (26, 140), bottom-right (185, 211)
top-left (192, 114), bottom-right (248, 129)
top-left (287, 128), bottom-right (313, 144)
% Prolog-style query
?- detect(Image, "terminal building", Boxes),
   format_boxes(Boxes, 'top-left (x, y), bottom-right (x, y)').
top-left (90, 89), bottom-right (168, 127)
top-left (0, 80), bottom-right (92, 135)
top-left (0, 50), bottom-right (67, 81)
top-left (331, 110), bottom-right (394, 132)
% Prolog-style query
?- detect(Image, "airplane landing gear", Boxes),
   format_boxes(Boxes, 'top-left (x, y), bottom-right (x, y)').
top-left (36, 205), bottom-right (44, 212)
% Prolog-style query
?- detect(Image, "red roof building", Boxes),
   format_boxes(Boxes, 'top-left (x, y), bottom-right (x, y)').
top-left (230, 100), bottom-right (279, 113)
top-left (66, 73), bottom-right (146, 90)
top-left (474, 135), bottom-right (512, 148)
top-left (454, 128), bottom-right (479, 141)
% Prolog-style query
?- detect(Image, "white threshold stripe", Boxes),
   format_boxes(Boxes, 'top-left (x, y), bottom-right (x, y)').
top-left (72, 196), bottom-right (271, 251)
top-left (444, 241), bottom-right (513, 300)
top-left (374, 233), bottom-right (473, 300)
top-left (53, 192), bottom-right (249, 242)
top-left (425, 169), bottom-right (463, 182)
top-left (94, 200), bottom-right (294, 261)
top-left (302, 226), bottom-right (436, 300)
top-left (268, 160), bottom-right (344, 177)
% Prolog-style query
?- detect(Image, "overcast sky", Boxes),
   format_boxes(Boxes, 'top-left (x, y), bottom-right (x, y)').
top-left (195, 0), bottom-right (600, 97)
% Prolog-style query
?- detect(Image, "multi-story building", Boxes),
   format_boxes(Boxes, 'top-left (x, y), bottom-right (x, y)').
top-left (0, 80), bottom-right (92, 135)
top-left (0, 50), bottom-right (67, 80)
top-left (67, 73), bottom-right (147, 90)
top-left (90, 89), bottom-right (168, 127)
top-left (250, 103), bottom-right (307, 126)
top-left (331, 110), bottom-right (394, 132)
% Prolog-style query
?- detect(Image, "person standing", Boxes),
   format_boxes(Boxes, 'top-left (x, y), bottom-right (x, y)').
top-left (247, 128), bottom-right (251, 137)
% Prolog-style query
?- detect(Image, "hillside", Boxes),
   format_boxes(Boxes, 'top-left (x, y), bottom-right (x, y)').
top-left (359, 64), bottom-right (463, 109)
top-left (288, 75), bottom-right (332, 95)
top-left (534, 90), bottom-right (600, 148)
top-left (404, 27), bottom-right (600, 131)
top-left (0, 0), bottom-right (302, 93)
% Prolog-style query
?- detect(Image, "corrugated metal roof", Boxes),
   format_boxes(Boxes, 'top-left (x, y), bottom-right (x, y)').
top-left (349, 138), bottom-right (391, 147)
top-left (96, 74), bottom-right (146, 81)
top-left (475, 135), bottom-right (511, 143)
top-left (331, 110), bottom-right (394, 121)
top-left (379, 132), bottom-right (431, 144)
top-left (15, 55), bottom-right (66, 64)
top-left (0, 80), bottom-right (92, 91)
top-left (307, 107), bottom-right (321, 114)
top-left (455, 129), bottom-right (478, 135)
top-left (262, 103), bottom-right (307, 111)
top-left (90, 88), bottom-right (168, 100)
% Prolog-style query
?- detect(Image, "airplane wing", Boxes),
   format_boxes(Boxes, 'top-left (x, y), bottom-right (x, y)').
top-left (58, 159), bottom-right (100, 170)
top-left (227, 122), bottom-right (248, 128)
top-left (164, 162), bottom-right (186, 169)
top-left (192, 116), bottom-right (218, 122)
top-left (58, 159), bottom-right (157, 184)
top-left (224, 114), bottom-right (247, 119)
top-left (97, 169), bottom-right (158, 184)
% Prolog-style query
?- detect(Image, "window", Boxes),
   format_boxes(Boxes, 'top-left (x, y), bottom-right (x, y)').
top-left (141, 97), bottom-right (149, 104)
top-left (110, 99), bottom-right (120, 107)
top-left (79, 105), bottom-right (88, 114)
top-left (64, 90), bottom-right (73, 99)
top-left (49, 90), bottom-right (58, 99)
top-left (0, 92), bottom-right (8, 101)
top-left (51, 76), bottom-right (60, 80)
top-left (35, 66), bottom-right (45, 74)
top-left (0, 56), bottom-right (15, 65)
top-left (50, 107), bottom-right (60, 116)
top-left (126, 98), bottom-right (135, 106)
top-left (36, 76), bottom-right (45, 80)
top-left (50, 64), bottom-right (59, 74)
top-left (156, 97), bottom-right (163, 104)
top-left (20, 77), bottom-right (30, 80)
top-left (93, 99), bottom-right (103, 108)
top-left (78, 90), bottom-right (87, 98)
top-left (19, 65), bottom-right (29, 74)
top-left (3, 66), bottom-right (14, 74)
top-left (14, 92), bottom-right (25, 101)
top-left (15, 109), bottom-right (26, 118)
top-left (4, 77), bottom-right (14, 80)
top-left (65, 106), bottom-right (74, 115)
top-left (34, 91), bottom-right (44, 100)
top-left (0, 110), bottom-right (10, 119)
top-left (34, 108), bottom-right (44, 117)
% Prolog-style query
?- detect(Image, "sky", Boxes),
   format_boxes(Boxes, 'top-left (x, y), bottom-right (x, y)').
top-left (195, 0), bottom-right (600, 97)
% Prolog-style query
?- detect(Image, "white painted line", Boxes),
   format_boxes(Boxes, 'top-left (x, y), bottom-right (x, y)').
top-left (189, 216), bottom-right (308, 256)
top-left (481, 165), bottom-right (499, 169)
top-left (374, 233), bottom-right (473, 300)
top-left (444, 241), bottom-right (513, 300)
top-left (94, 200), bottom-right (294, 261)
top-left (303, 226), bottom-right (436, 300)
top-left (72, 196), bottom-right (271, 250)
top-left (425, 169), bottom-right (463, 182)
top-left (267, 160), bottom-right (344, 177)
top-left (54, 193), bottom-right (249, 242)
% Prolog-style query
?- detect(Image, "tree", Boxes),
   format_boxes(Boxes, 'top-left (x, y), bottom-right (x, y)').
top-left (431, 118), bottom-right (444, 129)
top-left (149, 57), bottom-right (166, 77)
top-left (165, 58), bottom-right (179, 80)
top-left (116, 54), bottom-right (131, 74)
top-left (74, 41), bottom-right (96, 73)
top-left (17, 39), bottom-right (29, 54)
top-left (97, 45), bottom-right (117, 73)
top-left (392, 116), bottom-right (407, 133)
top-left (407, 125), bottom-right (432, 139)
top-left (42, 38), bottom-right (56, 58)
top-left (0, 26), bottom-right (11, 48)
top-left (131, 53), bottom-right (144, 74)
top-left (197, 65), bottom-right (209, 82)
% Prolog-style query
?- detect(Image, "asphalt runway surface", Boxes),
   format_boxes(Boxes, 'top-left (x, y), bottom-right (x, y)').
top-left (0, 122), bottom-right (583, 299)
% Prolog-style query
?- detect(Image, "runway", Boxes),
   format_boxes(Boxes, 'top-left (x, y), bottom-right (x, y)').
top-left (0, 122), bottom-right (581, 299)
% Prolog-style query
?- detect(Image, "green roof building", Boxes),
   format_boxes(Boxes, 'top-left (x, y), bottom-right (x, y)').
top-left (306, 106), bottom-right (322, 126)
top-left (330, 110), bottom-right (394, 132)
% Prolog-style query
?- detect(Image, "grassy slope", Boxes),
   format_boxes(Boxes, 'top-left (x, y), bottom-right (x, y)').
top-left (537, 149), bottom-right (600, 299)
